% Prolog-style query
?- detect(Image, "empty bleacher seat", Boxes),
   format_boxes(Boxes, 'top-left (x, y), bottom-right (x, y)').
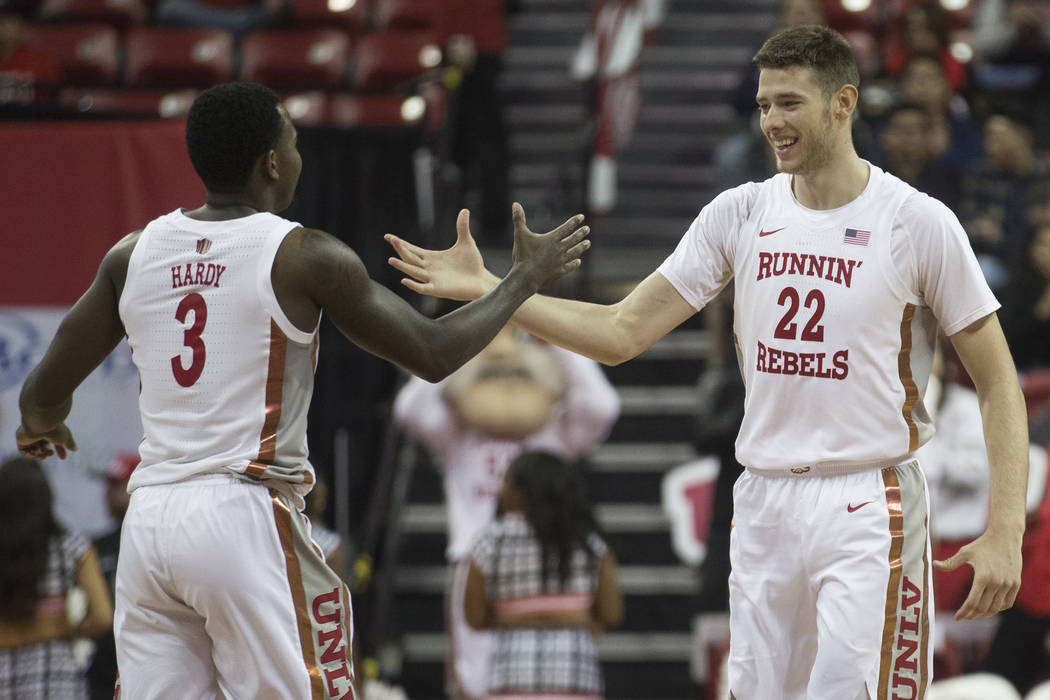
top-left (283, 90), bottom-right (425, 127)
top-left (287, 0), bottom-right (369, 33)
top-left (57, 87), bottom-right (198, 116)
top-left (240, 28), bottom-right (351, 89)
top-left (373, 0), bottom-right (440, 32)
top-left (350, 30), bottom-right (441, 91)
top-left (37, 0), bottom-right (147, 30)
top-left (124, 26), bottom-right (234, 87)
top-left (20, 23), bottom-right (119, 84)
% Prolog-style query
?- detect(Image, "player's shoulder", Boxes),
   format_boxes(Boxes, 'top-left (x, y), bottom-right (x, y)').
top-left (870, 165), bottom-right (954, 223)
top-left (701, 177), bottom-right (771, 222)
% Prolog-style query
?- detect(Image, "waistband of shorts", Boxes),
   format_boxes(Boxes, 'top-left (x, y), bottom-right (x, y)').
top-left (745, 455), bottom-right (918, 478)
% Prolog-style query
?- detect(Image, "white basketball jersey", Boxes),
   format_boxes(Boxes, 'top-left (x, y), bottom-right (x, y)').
top-left (659, 164), bottom-right (998, 473)
top-left (119, 210), bottom-right (319, 494)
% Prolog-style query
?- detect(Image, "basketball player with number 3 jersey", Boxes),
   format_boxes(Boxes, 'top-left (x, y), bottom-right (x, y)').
top-left (384, 25), bottom-right (1030, 700)
top-left (15, 82), bottom-right (591, 698)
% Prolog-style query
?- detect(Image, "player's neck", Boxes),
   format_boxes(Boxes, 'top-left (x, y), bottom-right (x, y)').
top-left (184, 195), bottom-right (263, 221)
top-left (790, 152), bottom-right (869, 211)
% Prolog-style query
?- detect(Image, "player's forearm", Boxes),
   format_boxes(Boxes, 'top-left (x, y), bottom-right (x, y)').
top-left (18, 371), bottom-right (73, 436)
top-left (978, 378), bottom-right (1029, 536)
top-left (421, 269), bottom-right (538, 381)
top-left (510, 294), bottom-right (642, 366)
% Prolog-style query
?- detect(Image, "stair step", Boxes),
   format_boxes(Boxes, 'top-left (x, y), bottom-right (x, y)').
top-left (400, 631), bottom-right (694, 663)
top-left (401, 502), bottom-right (670, 534)
top-left (393, 564), bottom-right (696, 595)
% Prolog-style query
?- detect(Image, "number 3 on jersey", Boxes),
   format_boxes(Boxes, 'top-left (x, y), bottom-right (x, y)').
top-left (171, 293), bottom-right (207, 387)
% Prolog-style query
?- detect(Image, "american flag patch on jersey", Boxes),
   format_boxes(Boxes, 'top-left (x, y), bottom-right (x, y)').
top-left (843, 228), bottom-right (871, 246)
top-left (196, 238), bottom-right (212, 254)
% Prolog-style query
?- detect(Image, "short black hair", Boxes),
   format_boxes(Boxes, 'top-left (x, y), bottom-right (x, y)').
top-left (186, 82), bottom-right (283, 193)
top-left (753, 25), bottom-right (860, 98)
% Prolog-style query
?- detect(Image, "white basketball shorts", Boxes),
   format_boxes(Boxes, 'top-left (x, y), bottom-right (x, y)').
top-left (727, 460), bottom-right (933, 700)
top-left (113, 474), bottom-right (356, 699)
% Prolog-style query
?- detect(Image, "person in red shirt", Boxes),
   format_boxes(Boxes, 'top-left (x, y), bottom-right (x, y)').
top-left (0, 6), bottom-right (61, 106)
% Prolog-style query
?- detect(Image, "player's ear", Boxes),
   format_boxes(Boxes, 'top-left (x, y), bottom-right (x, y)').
top-left (258, 149), bottom-right (279, 182)
top-left (835, 85), bottom-right (858, 121)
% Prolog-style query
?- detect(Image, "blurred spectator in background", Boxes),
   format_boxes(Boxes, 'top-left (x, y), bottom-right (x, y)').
top-left (731, 0), bottom-right (826, 120)
top-left (873, 101), bottom-right (961, 208)
top-left (881, 0), bottom-right (967, 92)
top-left (571, 0), bottom-right (666, 217)
top-left (464, 450), bottom-right (623, 698)
top-left (86, 453), bottom-right (137, 700)
top-left (0, 456), bottom-right (112, 699)
top-left (443, 0), bottom-right (515, 245)
top-left (998, 223), bottom-right (1050, 373)
top-left (959, 109), bottom-right (1050, 291)
top-left (154, 0), bottom-right (280, 35)
top-left (394, 326), bottom-right (619, 700)
top-left (898, 53), bottom-right (983, 174)
top-left (0, 4), bottom-right (59, 107)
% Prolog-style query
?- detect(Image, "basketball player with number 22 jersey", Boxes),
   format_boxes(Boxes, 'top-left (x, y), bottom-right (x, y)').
top-left (385, 25), bottom-right (1030, 700)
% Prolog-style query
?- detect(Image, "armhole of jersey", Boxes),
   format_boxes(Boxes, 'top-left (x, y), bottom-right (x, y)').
top-left (879, 192), bottom-right (921, 307)
top-left (257, 224), bottom-right (317, 346)
top-left (118, 226), bottom-right (149, 323)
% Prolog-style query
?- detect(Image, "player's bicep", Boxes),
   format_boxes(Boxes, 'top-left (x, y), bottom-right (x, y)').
top-left (947, 312), bottom-right (1018, 392)
top-left (298, 230), bottom-right (436, 365)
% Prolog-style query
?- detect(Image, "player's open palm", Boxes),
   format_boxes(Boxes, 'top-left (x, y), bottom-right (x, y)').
top-left (935, 529), bottom-right (1022, 620)
top-left (510, 202), bottom-right (590, 292)
top-left (385, 208), bottom-right (493, 301)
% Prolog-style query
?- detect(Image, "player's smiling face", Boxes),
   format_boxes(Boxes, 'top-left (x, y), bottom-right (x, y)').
top-left (756, 66), bottom-right (835, 176)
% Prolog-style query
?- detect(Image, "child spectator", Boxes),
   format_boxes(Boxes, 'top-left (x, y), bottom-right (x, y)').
top-left (0, 456), bottom-right (112, 699)
top-left (464, 450), bottom-right (623, 698)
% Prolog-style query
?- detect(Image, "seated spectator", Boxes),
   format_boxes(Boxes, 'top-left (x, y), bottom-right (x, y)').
top-left (898, 53), bottom-right (983, 173)
top-left (154, 0), bottom-right (281, 36)
top-left (873, 100), bottom-right (962, 208)
top-left (958, 108), bottom-right (1050, 290)
top-left (881, 1), bottom-right (968, 92)
top-left (0, 4), bottom-right (60, 107)
top-left (730, 0), bottom-right (826, 120)
top-left (998, 223), bottom-right (1050, 372)
top-left (972, 0), bottom-right (1050, 149)
top-left (464, 451), bottom-right (623, 698)
top-left (0, 456), bottom-right (112, 699)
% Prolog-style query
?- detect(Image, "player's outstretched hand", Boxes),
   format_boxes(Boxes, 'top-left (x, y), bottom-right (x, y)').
top-left (934, 529), bottom-right (1022, 620)
top-left (16, 422), bottom-right (78, 460)
top-left (510, 202), bottom-right (590, 293)
top-left (386, 208), bottom-right (494, 301)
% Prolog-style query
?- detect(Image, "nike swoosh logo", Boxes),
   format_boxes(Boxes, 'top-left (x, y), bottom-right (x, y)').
top-left (847, 500), bottom-right (875, 513)
top-left (759, 227), bottom-right (785, 237)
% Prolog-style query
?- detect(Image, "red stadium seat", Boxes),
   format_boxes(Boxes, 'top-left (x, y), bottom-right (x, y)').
top-left (288, 0), bottom-right (369, 33)
top-left (373, 0), bottom-right (440, 31)
top-left (282, 90), bottom-right (426, 127)
top-left (20, 23), bottom-right (119, 84)
top-left (240, 29), bottom-right (351, 90)
top-left (124, 27), bottom-right (234, 88)
top-left (58, 87), bottom-right (198, 116)
top-left (37, 0), bottom-right (146, 30)
top-left (350, 30), bottom-right (442, 91)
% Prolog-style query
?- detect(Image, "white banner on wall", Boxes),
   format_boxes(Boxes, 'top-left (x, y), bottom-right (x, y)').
top-left (0, 307), bottom-right (143, 538)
